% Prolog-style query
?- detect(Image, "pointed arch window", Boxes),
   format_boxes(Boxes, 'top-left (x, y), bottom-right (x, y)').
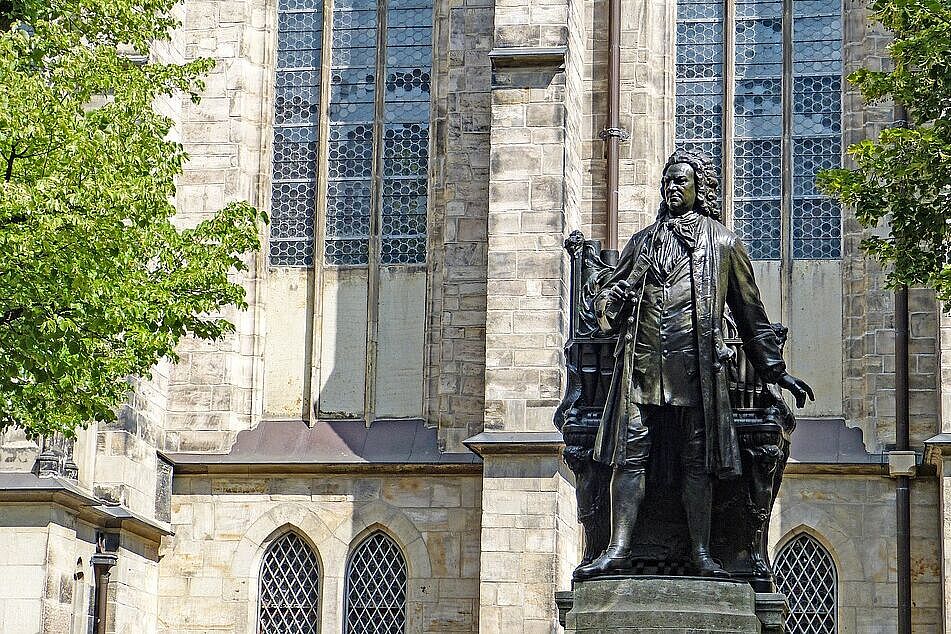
top-left (774, 532), bottom-right (838, 634)
top-left (258, 532), bottom-right (322, 634)
top-left (344, 531), bottom-right (407, 633)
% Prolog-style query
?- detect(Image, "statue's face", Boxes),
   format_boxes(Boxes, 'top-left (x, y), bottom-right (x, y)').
top-left (663, 162), bottom-right (697, 215)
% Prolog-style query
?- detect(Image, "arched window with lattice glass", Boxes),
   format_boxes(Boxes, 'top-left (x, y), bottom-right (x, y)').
top-left (774, 532), bottom-right (838, 634)
top-left (258, 532), bottom-right (322, 634)
top-left (344, 531), bottom-right (407, 634)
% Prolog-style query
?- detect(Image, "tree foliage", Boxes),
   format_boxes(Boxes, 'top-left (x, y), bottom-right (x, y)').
top-left (818, 0), bottom-right (951, 304)
top-left (0, 0), bottom-right (266, 437)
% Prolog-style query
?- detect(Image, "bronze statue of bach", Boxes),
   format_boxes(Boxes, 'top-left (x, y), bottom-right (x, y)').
top-left (573, 150), bottom-right (814, 580)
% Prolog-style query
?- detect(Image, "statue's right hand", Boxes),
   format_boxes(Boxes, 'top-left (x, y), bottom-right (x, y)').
top-left (607, 280), bottom-right (632, 306)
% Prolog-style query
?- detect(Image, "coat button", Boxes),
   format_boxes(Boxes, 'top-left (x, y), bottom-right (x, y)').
top-left (627, 316), bottom-right (635, 325)
top-left (625, 333), bottom-right (633, 342)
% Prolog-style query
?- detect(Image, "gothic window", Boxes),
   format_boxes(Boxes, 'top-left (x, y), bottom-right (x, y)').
top-left (258, 532), bottom-right (322, 634)
top-left (344, 532), bottom-right (407, 634)
top-left (269, 0), bottom-right (433, 267)
top-left (774, 533), bottom-right (838, 634)
top-left (676, 0), bottom-right (842, 260)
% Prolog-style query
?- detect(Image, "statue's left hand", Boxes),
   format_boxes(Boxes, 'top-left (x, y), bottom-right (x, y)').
top-left (776, 373), bottom-right (815, 408)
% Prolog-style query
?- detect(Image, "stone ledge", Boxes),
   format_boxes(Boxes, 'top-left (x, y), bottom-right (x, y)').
top-left (463, 431), bottom-right (564, 457)
top-left (754, 592), bottom-right (788, 634)
top-left (0, 472), bottom-right (172, 543)
top-left (487, 46), bottom-right (567, 69)
top-left (164, 418), bottom-right (482, 475)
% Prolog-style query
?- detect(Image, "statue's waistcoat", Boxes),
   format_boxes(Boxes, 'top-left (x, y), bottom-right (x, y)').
top-left (627, 256), bottom-right (700, 408)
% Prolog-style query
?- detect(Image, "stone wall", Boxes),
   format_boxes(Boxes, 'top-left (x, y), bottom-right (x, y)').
top-left (159, 0), bottom-right (268, 449)
top-left (477, 452), bottom-right (579, 633)
top-left (771, 474), bottom-right (942, 632)
top-left (158, 472), bottom-right (482, 633)
top-left (484, 62), bottom-right (570, 434)
top-left (941, 312), bottom-right (951, 433)
top-left (427, 0), bottom-right (494, 451)
top-left (0, 505), bottom-right (161, 634)
top-left (840, 0), bottom-right (940, 451)
top-left (93, 0), bottom-right (272, 517)
top-left (0, 427), bottom-right (38, 473)
top-left (576, 0), bottom-right (671, 242)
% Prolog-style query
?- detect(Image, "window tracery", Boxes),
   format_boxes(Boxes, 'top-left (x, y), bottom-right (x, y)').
top-left (258, 532), bottom-right (322, 634)
top-left (774, 532), bottom-right (838, 634)
top-left (344, 531), bottom-right (408, 634)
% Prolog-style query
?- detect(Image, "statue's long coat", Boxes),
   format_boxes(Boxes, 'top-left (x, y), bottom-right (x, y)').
top-left (592, 215), bottom-right (786, 478)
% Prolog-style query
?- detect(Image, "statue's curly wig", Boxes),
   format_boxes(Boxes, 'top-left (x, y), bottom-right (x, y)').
top-left (658, 149), bottom-right (721, 221)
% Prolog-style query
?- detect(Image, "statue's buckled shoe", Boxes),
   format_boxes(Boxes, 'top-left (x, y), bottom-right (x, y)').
top-left (573, 549), bottom-right (632, 580)
top-left (694, 550), bottom-right (731, 579)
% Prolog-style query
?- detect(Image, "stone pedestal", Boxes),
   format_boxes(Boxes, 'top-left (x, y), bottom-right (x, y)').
top-left (565, 576), bottom-right (762, 633)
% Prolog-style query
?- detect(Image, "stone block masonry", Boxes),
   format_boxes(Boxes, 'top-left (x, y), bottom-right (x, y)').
top-left (159, 473), bottom-right (482, 634)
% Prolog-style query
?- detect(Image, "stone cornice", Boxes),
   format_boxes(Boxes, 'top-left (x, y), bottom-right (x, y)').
top-left (0, 472), bottom-right (172, 543)
top-left (166, 461), bottom-right (482, 476)
top-left (487, 46), bottom-right (568, 69)
top-left (463, 431), bottom-right (565, 458)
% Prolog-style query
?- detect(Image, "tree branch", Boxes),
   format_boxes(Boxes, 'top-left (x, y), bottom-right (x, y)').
top-left (4, 144), bottom-right (16, 182)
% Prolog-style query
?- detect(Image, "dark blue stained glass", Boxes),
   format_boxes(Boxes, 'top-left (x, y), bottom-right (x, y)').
top-left (381, 1), bottom-right (432, 265)
top-left (279, 0), bottom-right (321, 9)
top-left (793, 0), bottom-right (838, 15)
top-left (735, 0), bottom-right (781, 19)
top-left (678, 2), bottom-right (723, 20)
top-left (270, 2), bottom-right (322, 266)
top-left (387, 7), bottom-right (434, 27)
top-left (325, 3), bottom-right (378, 265)
top-left (732, 0), bottom-right (783, 259)
top-left (675, 0), bottom-right (842, 261)
top-left (675, 0), bottom-right (724, 177)
top-left (322, 0), bottom-right (433, 266)
top-left (792, 1), bottom-right (841, 259)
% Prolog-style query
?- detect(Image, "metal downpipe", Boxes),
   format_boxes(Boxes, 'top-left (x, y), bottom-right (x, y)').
top-left (600, 0), bottom-right (624, 255)
top-left (893, 102), bottom-right (911, 634)
top-left (896, 283), bottom-right (912, 634)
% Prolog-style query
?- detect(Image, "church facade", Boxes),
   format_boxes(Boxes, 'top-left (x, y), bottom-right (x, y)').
top-left (0, 0), bottom-right (949, 632)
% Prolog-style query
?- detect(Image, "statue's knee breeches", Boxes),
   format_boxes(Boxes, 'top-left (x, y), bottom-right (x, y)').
top-left (682, 407), bottom-right (707, 474)
top-left (616, 414), bottom-right (651, 471)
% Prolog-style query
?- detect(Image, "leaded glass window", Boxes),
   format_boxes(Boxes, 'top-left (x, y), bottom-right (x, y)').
top-left (344, 532), bottom-right (407, 634)
top-left (325, 0), bottom-right (432, 266)
top-left (675, 0), bottom-right (842, 260)
top-left (380, 1), bottom-right (432, 264)
top-left (676, 0), bottom-right (724, 170)
top-left (269, 0), bottom-right (433, 267)
top-left (258, 532), bottom-right (321, 634)
top-left (270, 0), bottom-right (323, 266)
top-left (774, 533), bottom-right (838, 634)
top-left (791, 1), bottom-right (841, 258)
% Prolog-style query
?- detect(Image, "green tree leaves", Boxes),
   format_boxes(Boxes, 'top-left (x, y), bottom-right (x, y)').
top-left (0, 1), bottom-right (266, 437)
top-left (818, 0), bottom-right (951, 305)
